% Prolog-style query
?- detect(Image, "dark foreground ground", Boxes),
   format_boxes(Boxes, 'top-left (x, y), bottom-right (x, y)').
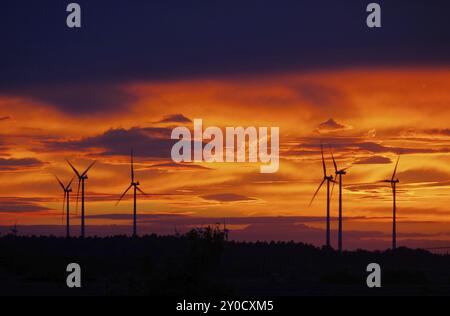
top-left (1, 230), bottom-right (450, 296)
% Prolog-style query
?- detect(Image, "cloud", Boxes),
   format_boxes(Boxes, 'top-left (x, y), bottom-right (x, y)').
top-left (44, 127), bottom-right (175, 158)
top-left (297, 84), bottom-right (346, 108)
top-left (420, 129), bottom-right (450, 137)
top-left (346, 169), bottom-right (450, 193)
top-left (367, 129), bottom-right (377, 138)
top-left (87, 213), bottom-right (188, 221)
top-left (149, 162), bottom-right (211, 170)
top-left (158, 114), bottom-right (192, 124)
top-left (14, 84), bottom-right (137, 115)
top-left (201, 193), bottom-right (256, 202)
top-left (316, 118), bottom-right (352, 134)
top-left (1, 1), bottom-right (449, 91)
top-left (0, 157), bottom-right (46, 171)
top-left (356, 142), bottom-right (450, 155)
top-left (43, 125), bottom-right (208, 161)
top-left (0, 198), bottom-right (51, 213)
top-left (0, 116), bottom-right (11, 121)
top-left (85, 214), bottom-right (352, 224)
top-left (292, 139), bottom-right (450, 157)
top-left (354, 156), bottom-right (392, 165)
top-left (397, 168), bottom-right (450, 184)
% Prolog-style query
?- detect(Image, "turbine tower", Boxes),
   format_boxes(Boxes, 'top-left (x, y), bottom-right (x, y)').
top-left (55, 176), bottom-right (74, 238)
top-left (116, 150), bottom-right (147, 237)
top-left (67, 160), bottom-right (96, 238)
top-left (380, 156), bottom-right (400, 250)
top-left (310, 144), bottom-right (336, 248)
top-left (330, 150), bottom-right (350, 253)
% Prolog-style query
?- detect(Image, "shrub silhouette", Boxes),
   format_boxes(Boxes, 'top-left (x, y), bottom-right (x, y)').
top-left (186, 224), bottom-right (226, 267)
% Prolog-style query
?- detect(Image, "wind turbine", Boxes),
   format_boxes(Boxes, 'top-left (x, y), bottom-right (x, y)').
top-left (67, 160), bottom-right (96, 238)
top-left (223, 219), bottom-right (229, 241)
top-left (330, 150), bottom-right (350, 253)
top-left (310, 144), bottom-right (336, 248)
top-left (55, 176), bottom-right (74, 238)
top-left (10, 221), bottom-right (18, 236)
top-left (380, 156), bottom-right (400, 250)
top-left (116, 150), bottom-right (147, 237)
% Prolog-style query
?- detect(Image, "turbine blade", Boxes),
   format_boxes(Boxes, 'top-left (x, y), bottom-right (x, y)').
top-left (116, 184), bottom-right (133, 206)
top-left (66, 159), bottom-right (81, 177)
top-left (330, 150), bottom-right (338, 173)
top-left (309, 178), bottom-right (326, 207)
top-left (81, 160), bottom-right (96, 177)
top-left (341, 166), bottom-right (351, 172)
top-left (330, 180), bottom-right (336, 200)
top-left (136, 187), bottom-right (147, 195)
top-left (378, 180), bottom-right (392, 183)
top-left (391, 156), bottom-right (400, 181)
top-left (321, 144), bottom-right (326, 177)
top-left (55, 175), bottom-right (65, 190)
top-left (131, 149), bottom-right (134, 183)
top-left (66, 176), bottom-right (75, 190)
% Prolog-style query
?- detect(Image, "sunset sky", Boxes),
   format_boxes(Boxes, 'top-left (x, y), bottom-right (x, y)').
top-left (1, 0), bottom-right (450, 250)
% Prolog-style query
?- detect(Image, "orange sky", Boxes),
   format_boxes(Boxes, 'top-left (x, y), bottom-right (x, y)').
top-left (1, 67), bottom-right (450, 250)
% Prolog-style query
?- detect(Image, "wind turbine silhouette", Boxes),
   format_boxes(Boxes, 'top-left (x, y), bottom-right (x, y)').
top-left (223, 219), bottom-right (229, 241)
top-left (310, 144), bottom-right (336, 248)
top-left (379, 156), bottom-right (400, 250)
top-left (10, 220), bottom-right (18, 236)
top-left (67, 160), bottom-right (96, 238)
top-left (55, 175), bottom-right (74, 238)
top-left (330, 150), bottom-right (350, 253)
top-left (116, 150), bottom-right (147, 237)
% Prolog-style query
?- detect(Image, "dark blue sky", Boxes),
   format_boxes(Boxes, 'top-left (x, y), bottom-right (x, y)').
top-left (1, 0), bottom-right (449, 89)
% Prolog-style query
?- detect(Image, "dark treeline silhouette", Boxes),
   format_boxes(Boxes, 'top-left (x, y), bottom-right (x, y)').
top-left (1, 226), bottom-right (450, 296)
